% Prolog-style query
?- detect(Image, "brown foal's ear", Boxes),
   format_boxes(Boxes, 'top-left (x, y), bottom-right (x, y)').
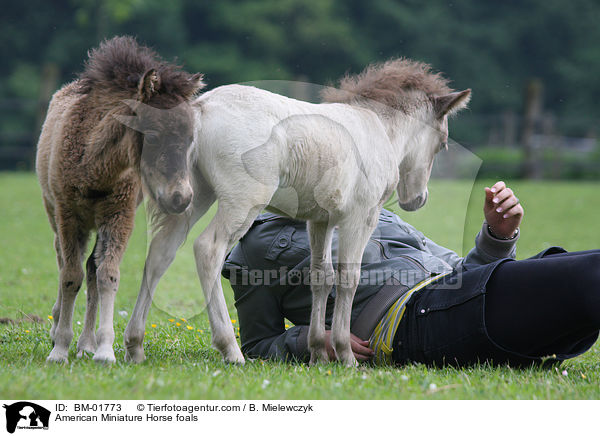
top-left (433, 89), bottom-right (471, 118)
top-left (138, 68), bottom-right (160, 102)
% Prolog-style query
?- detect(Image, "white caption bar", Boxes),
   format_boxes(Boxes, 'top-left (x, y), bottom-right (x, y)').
top-left (0, 400), bottom-right (597, 435)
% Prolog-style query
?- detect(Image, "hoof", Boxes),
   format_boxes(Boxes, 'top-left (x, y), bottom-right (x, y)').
top-left (124, 347), bottom-right (146, 364)
top-left (335, 349), bottom-right (358, 367)
top-left (224, 355), bottom-right (245, 365)
top-left (341, 356), bottom-right (359, 367)
top-left (93, 347), bottom-right (116, 364)
top-left (76, 339), bottom-right (97, 359)
top-left (220, 343), bottom-right (245, 364)
top-left (47, 348), bottom-right (68, 364)
top-left (223, 350), bottom-right (245, 365)
top-left (76, 349), bottom-right (94, 359)
top-left (309, 349), bottom-right (329, 366)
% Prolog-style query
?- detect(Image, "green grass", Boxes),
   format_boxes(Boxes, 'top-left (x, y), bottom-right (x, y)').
top-left (1, 172), bottom-right (600, 399)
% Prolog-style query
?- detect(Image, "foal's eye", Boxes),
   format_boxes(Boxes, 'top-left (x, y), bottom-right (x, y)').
top-left (439, 141), bottom-right (448, 152)
top-left (145, 134), bottom-right (159, 145)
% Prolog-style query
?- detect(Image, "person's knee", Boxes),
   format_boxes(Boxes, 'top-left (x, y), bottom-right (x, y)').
top-left (571, 253), bottom-right (600, 324)
top-left (573, 253), bottom-right (600, 287)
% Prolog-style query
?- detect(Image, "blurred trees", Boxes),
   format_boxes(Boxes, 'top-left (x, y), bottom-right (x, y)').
top-left (1, 0), bottom-right (600, 170)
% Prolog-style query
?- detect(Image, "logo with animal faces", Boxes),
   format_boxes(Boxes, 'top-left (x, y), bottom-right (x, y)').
top-left (2, 402), bottom-right (50, 433)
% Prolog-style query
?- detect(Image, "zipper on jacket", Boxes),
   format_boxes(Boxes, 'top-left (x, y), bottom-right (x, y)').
top-left (252, 215), bottom-right (291, 227)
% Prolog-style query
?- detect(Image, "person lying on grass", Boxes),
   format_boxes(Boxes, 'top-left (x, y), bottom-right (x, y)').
top-left (222, 181), bottom-right (600, 366)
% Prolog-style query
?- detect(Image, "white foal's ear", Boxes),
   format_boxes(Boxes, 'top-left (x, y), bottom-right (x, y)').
top-left (113, 113), bottom-right (139, 131)
top-left (113, 100), bottom-right (144, 131)
top-left (138, 68), bottom-right (161, 102)
top-left (433, 89), bottom-right (471, 118)
top-left (179, 72), bottom-right (205, 100)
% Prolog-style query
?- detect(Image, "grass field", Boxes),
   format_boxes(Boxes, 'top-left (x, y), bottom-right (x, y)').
top-left (1, 172), bottom-right (600, 399)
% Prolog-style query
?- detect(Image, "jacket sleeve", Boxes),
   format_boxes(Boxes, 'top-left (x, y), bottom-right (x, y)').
top-left (425, 221), bottom-right (519, 269)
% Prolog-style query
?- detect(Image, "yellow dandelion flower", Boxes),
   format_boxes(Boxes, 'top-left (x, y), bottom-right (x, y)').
top-left (581, 372), bottom-right (587, 379)
top-left (326, 370), bottom-right (332, 375)
top-left (25, 330), bottom-right (30, 333)
top-left (197, 329), bottom-right (201, 332)
top-left (175, 322), bottom-right (181, 327)
top-left (181, 318), bottom-right (187, 322)
top-left (168, 318), bottom-right (175, 323)
top-left (186, 325), bottom-right (193, 330)
top-left (48, 315), bottom-right (53, 320)
top-left (144, 332), bottom-right (147, 335)
top-left (151, 324), bottom-right (157, 328)
top-left (285, 324), bottom-right (290, 328)
top-left (231, 319), bottom-right (237, 324)
top-left (200, 330), bottom-right (204, 334)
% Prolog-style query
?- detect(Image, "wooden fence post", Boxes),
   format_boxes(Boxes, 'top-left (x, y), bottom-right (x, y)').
top-left (521, 79), bottom-right (543, 179)
top-left (503, 110), bottom-right (517, 147)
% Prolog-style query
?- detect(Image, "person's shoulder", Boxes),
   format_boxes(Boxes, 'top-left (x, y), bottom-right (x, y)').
top-left (243, 213), bottom-right (304, 238)
top-left (376, 208), bottom-right (422, 239)
top-left (379, 208), bottom-right (399, 222)
top-left (379, 208), bottom-right (410, 227)
top-left (232, 213), bottom-right (306, 264)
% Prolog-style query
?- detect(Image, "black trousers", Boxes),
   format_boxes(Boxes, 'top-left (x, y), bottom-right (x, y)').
top-left (392, 248), bottom-right (600, 367)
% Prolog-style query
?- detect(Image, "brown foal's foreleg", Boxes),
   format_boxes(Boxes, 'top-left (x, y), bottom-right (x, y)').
top-left (92, 195), bottom-right (136, 363)
top-left (77, 237), bottom-right (99, 358)
top-left (43, 198), bottom-right (63, 343)
top-left (49, 234), bottom-right (63, 342)
top-left (47, 213), bottom-right (87, 363)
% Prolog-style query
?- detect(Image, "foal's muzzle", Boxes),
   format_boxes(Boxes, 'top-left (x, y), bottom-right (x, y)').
top-left (398, 189), bottom-right (428, 212)
top-left (158, 180), bottom-right (193, 214)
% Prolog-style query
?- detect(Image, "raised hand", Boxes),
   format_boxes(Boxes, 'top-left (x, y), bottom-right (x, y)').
top-left (484, 181), bottom-right (524, 239)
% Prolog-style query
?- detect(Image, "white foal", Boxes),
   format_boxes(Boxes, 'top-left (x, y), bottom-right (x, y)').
top-left (124, 58), bottom-right (471, 366)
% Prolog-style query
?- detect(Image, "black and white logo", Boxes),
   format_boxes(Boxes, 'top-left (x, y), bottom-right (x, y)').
top-left (2, 402), bottom-right (50, 434)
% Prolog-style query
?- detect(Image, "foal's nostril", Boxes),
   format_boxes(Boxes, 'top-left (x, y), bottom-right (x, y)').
top-left (168, 189), bottom-right (192, 214)
top-left (172, 191), bottom-right (184, 208)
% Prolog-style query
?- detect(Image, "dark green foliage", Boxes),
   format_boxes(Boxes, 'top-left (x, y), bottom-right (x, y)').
top-left (1, 0), bottom-right (599, 169)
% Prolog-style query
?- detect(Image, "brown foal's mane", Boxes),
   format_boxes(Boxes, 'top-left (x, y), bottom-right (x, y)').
top-left (78, 35), bottom-right (200, 103)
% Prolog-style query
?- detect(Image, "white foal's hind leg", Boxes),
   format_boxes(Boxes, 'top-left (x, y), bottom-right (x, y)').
top-left (307, 221), bottom-right (335, 365)
top-left (124, 196), bottom-right (210, 363)
top-left (77, 238), bottom-right (99, 358)
top-left (193, 201), bottom-right (265, 364)
top-left (332, 215), bottom-right (379, 367)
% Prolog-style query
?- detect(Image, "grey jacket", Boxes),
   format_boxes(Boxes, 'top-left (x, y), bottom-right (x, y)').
top-left (222, 209), bottom-right (518, 362)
